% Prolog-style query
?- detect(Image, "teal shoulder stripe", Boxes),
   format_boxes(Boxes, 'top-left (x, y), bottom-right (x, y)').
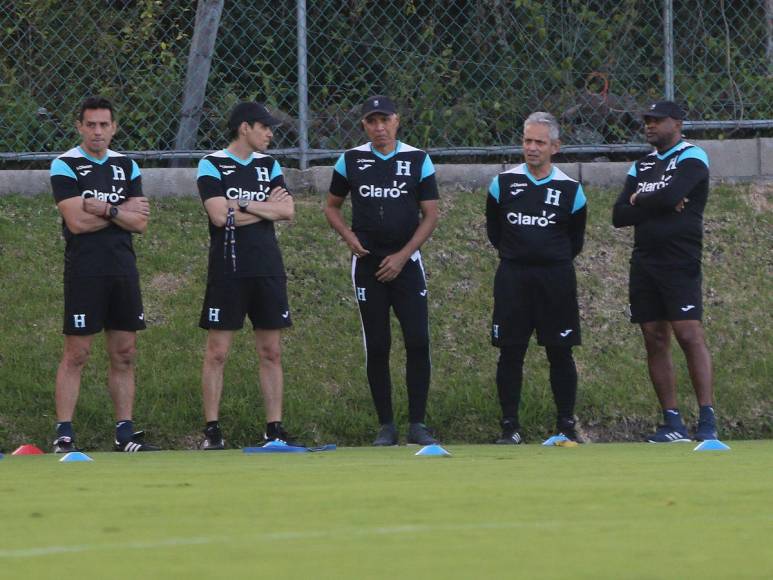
top-left (197, 158), bottom-right (221, 180)
top-left (130, 160), bottom-right (141, 180)
top-left (572, 184), bottom-right (587, 213)
top-left (677, 147), bottom-right (709, 168)
top-left (627, 163), bottom-right (637, 177)
top-left (50, 158), bottom-right (76, 179)
top-left (270, 159), bottom-right (283, 180)
top-left (488, 176), bottom-right (500, 202)
top-left (420, 155), bottom-right (435, 181)
top-left (333, 154), bottom-right (347, 178)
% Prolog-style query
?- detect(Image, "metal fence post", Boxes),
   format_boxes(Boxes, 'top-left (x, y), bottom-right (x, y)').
top-left (296, 0), bottom-right (310, 169)
top-left (172, 0), bottom-right (224, 166)
top-left (765, 0), bottom-right (773, 75)
top-left (664, 0), bottom-right (675, 100)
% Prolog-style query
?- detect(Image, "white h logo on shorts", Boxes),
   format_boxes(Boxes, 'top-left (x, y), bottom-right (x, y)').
top-left (208, 308), bottom-right (220, 322)
top-left (396, 160), bottom-right (411, 176)
top-left (73, 314), bottom-right (86, 328)
top-left (356, 287), bottom-right (367, 302)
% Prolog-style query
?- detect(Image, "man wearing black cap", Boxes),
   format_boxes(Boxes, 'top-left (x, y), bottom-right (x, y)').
top-left (196, 101), bottom-right (296, 449)
top-left (613, 100), bottom-right (717, 443)
top-left (324, 95), bottom-right (440, 446)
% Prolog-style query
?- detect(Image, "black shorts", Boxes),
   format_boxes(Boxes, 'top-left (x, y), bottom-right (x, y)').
top-left (63, 275), bottom-right (146, 335)
top-left (629, 260), bottom-right (702, 323)
top-left (491, 261), bottom-right (581, 347)
top-left (199, 276), bottom-right (291, 331)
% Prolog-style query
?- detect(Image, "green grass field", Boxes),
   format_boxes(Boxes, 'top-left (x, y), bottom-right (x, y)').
top-left (1, 442), bottom-right (772, 579)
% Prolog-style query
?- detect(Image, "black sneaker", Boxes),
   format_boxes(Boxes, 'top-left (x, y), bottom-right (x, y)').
top-left (495, 419), bottom-right (523, 445)
top-left (373, 423), bottom-right (398, 446)
top-left (53, 436), bottom-right (80, 454)
top-left (646, 424), bottom-right (691, 443)
top-left (694, 418), bottom-right (718, 441)
top-left (263, 423), bottom-right (300, 446)
top-left (114, 430), bottom-right (161, 452)
top-left (556, 416), bottom-right (584, 443)
top-left (200, 425), bottom-right (225, 450)
top-left (406, 422), bottom-right (438, 445)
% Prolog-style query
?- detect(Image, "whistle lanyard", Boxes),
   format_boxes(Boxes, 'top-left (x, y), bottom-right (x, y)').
top-left (224, 207), bottom-right (237, 272)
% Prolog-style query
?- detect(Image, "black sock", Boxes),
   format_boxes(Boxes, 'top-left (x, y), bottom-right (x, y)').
top-left (501, 416), bottom-right (520, 430)
top-left (115, 420), bottom-right (134, 443)
top-left (496, 343), bottom-right (528, 423)
top-left (546, 346), bottom-right (577, 419)
top-left (699, 405), bottom-right (715, 422)
top-left (205, 420), bottom-right (220, 432)
top-left (56, 421), bottom-right (74, 439)
top-left (663, 408), bottom-right (684, 427)
top-left (265, 421), bottom-right (283, 437)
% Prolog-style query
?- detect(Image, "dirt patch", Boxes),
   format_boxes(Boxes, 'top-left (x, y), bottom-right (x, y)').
top-left (581, 417), bottom-right (654, 443)
top-left (148, 272), bottom-right (187, 294)
top-left (176, 433), bottom-right (202, 451)
top-left (744, 182), bottom-right (772, 213)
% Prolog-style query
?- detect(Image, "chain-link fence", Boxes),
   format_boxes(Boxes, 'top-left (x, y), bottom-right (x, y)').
top-left (1, 0), bottom-right (771, 166)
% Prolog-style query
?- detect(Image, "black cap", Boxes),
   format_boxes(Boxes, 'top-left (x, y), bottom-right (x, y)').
top-left (641, 100), bottom-right (685, 120)
top-left (361, 95), bottom-right (397, 119)
top-left (228, 101), bottom-right (281, 131)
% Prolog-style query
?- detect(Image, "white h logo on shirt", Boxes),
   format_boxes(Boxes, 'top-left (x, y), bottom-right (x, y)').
top-left (208, 308), bottom-right (220, 322)
top-left (111, 165), bottom-right (126, 181)
top-left (255, 167), bottom-right (270, 182)
top-left (544, 188), bottom-right (561, 206)
top-left (396, 160), bottom-right (412, 176)
top-left (73, 314), bottom-right (86, 328)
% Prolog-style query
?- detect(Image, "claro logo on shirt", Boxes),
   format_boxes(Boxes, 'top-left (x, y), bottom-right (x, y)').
top-left (81, 186), bottom-right (125, 203)
top-left (635, 177), bottom-right (672, 194)
top-left (506, 210), bottom-right (557, 227)
top-left (359, 181), bottom-right (408, 198)
top-left (226, 186), bottom-right (269, 201)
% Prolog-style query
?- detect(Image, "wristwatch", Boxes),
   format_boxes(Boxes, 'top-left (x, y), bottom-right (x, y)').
top-left (108, 205), bottom-right (119, 219)
top-left (238, 199), bottom-right (250, 213)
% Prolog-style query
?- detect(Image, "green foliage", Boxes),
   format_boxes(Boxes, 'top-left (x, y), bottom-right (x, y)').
top-left (0, 185), bottom-right (770, 451)
top-left (1, 1), bottom-right (770, 156)
top-left (0, 0), bottom-right (193, 152)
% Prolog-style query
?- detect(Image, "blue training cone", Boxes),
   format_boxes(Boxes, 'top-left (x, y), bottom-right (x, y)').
top-left (694, 439), bottom-right (731, 451)
top-left (59, 451), bottom-right (93, 462)
top-left (244, 440), bottom-right (306, 453)
top-left (542, 434), bottom-right (569, 446)
top-left (415, 444), bottom-right (451, 457)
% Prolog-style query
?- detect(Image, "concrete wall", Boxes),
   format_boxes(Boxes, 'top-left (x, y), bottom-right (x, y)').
top-left (2, 138), bottom-right (770, 197)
